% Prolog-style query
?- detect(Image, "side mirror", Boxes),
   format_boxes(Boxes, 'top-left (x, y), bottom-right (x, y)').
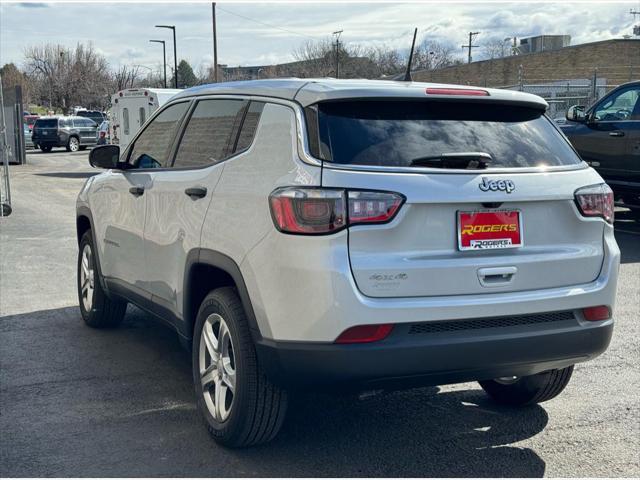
top-left (89, 145), bottom-right (120, 169)
top-left (566, 105), bottom-right (586, 123)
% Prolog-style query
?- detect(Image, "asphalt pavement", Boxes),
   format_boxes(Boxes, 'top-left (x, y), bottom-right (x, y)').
top-left (1, 148), bottom-right (639, 477)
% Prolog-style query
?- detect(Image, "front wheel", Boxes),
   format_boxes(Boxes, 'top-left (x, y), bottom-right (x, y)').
top-left (78, 230), bottom-right (126, 328)
top-left (479, 366), bottom-right (574, 406)
top-left (40, 145), bottom-right (52, 153)
top-left (66, 136), bottom-right (80, 152)
top-left (193, 287), bottom-right (288, 447)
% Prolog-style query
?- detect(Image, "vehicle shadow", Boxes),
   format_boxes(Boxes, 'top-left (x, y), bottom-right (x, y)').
top-left (247, 388), bottom-right (548, 477)
top-left (1, 306), bottom-right (548, 477)
top-left (35, 172), bottom-right (97, 179)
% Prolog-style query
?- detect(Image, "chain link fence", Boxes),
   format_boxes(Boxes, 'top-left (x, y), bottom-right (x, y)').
top-left (498, 65), bottom-right (638, 119)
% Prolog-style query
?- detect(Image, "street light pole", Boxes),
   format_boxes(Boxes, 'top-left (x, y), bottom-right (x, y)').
top-left (156, 25), bottom-right (178, 88)
top-left (149, 40), bottom-right (167, 88)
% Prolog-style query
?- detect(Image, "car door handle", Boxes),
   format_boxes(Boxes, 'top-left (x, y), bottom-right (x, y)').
top-left (185, 187), bottom-right (207, 199)
top-left (609, 131), bottom-right (625, 137)
top-left (129, 186), bottom-right (145, 196)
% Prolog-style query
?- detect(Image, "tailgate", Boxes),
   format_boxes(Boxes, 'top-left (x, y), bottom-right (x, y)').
top-left (323, 167), bottom-right (606, 298)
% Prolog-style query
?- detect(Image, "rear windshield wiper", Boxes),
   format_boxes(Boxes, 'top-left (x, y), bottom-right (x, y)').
top-left (409, 152), bottom-right (493, 169)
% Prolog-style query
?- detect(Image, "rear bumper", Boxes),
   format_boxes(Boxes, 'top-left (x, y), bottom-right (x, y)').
top-left (256, 317), bottom-right (613, 391)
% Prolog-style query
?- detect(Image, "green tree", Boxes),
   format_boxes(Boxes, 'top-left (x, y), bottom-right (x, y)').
top-left (174, 60), bottom-right (198, 88)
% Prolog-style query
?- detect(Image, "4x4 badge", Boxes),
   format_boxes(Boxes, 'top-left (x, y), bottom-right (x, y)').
top-left (479, 177), bottom-right (515, 194)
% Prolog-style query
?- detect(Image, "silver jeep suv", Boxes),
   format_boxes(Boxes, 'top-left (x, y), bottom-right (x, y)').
top-left (77, 79), bottom-right (619, 447)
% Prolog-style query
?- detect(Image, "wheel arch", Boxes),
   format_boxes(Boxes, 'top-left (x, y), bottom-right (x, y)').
top-left (183, 249), bottom-right (262, 343)
top-left (76, 206), bottom-right (108, 292)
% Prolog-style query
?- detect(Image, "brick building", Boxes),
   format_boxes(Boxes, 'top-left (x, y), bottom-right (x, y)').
top-left (412, 39), bottom-right (640, 89)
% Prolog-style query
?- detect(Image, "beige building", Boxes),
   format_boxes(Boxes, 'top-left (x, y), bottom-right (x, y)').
top-left (413, 39), bottom-right (640, 89)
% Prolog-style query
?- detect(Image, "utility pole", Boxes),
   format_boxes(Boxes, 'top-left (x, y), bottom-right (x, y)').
top-left (156, 25), bottom-right (178, 88)
top-left (332, 30), bottom-right (343, 78)
top-left (461, 31), bottom-right (480, 64)
top-left (149, 40), bottom-right (167, 88)
top-left (212, 3), bottom-right (219, 82)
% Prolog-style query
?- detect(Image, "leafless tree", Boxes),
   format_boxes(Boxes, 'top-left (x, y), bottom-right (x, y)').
top-left (0, 63), bottom-right (32, 103)
top-left (481, 38), bottom-right (510, 60)
top-left (111, 65), bottom-right (141, 91)
top-left (24, 42), bottom-right (111, 111)
top-left (413, 40), bottom-right (456, 71)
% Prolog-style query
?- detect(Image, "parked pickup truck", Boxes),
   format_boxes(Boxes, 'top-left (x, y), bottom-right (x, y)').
top-left (561, 81), bottom-right (639, 217)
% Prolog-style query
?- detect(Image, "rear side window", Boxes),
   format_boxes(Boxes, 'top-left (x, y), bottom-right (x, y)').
top-left (123, 108), bottom-right (130, 135)
top-left (173, 99), bottom-right (246, 168)
top-left (128, 101), bottom-right (190, 169)
top-left (235, 101), bottom-right (265, 152)
top-left (314, 101), bottom-right (582, 169)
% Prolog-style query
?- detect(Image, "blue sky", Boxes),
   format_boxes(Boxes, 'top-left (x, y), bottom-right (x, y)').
top-left (0, 1), bottom-right (636, 76)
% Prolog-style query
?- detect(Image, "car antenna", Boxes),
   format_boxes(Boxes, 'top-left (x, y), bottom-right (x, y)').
top-left (402, 27), bottom-right (418, 82)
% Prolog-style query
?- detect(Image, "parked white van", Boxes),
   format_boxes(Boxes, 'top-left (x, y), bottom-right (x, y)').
top-left (109, 88), bottom-right (182, 150)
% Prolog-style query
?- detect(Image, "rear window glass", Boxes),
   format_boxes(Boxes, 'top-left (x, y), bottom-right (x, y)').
top-left (235, 101), bottom-right (264, 152)
top-left (35, 119), bottom-right (57, 128)
top-left (315, 101), bottom-right (581, 169)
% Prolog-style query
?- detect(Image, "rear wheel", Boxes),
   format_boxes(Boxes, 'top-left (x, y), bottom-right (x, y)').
top-left (66, 136), bottom-right (80, 152)
top-left (479, 366), bottom-right (574, 406)
top-left (193, 287), bottom-right (288, 447)
top-left (78, 230), bottom-right (126, 328)
top-left (40, 145), bottom-right (52, 153)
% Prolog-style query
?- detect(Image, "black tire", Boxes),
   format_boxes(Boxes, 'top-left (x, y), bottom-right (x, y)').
top-left (192, 287), bottom-right (288, 447)
top-left (66, 136), bottom-right (80, 152)
top-left (77, 230), bottom-right (126, 328)
top-left (479, 366), bottom-right (574, 406)
top-left (40, 145), bottom-right (52, 153)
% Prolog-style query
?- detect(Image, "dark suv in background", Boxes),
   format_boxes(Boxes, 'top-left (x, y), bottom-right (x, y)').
top-left (76, 110), bottom-right (106, 124)
top-left (561, 81), bottom-right (640, 217)
top-left (32, 116), bottom-right (98, 153)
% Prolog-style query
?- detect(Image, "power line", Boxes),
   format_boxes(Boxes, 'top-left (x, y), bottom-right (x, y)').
top-left (217, 6), bottom-right (319, 41)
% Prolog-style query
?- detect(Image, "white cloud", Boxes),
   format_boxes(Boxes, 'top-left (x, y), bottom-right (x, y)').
top-left (0, 1), bottom-right (635, 71)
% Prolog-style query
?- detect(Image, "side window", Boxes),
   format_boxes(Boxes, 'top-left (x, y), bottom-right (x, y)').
top-left (594, 88), bottom-right (640, 122)
top-left (139, 107), bottom-right (146, 125)
top-left (128, 101), bottom-right (190, 169)
top-left (173, 99), bottom-right (246, 168)
top-left (236, 101), bottom-right (265, 152)
top-left (123, 108), bottom-right (130, 135)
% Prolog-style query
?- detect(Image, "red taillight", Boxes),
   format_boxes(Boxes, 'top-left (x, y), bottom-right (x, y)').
top-left (426, 87), bottom-right (489, 96)
top-left (269, 188), bottom-right (346, 234)
top-left (575, 183), bottom-right (614, 224)
top-left (269, 188), bottom-right (404, 235)
top-left (582, 306), bottom-right (611, 321)
top-left (335, 324), bottom-right (394, 344)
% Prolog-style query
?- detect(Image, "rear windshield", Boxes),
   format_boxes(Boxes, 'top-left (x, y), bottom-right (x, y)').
top-left (314, 100), bottom-right (581, 169)
top-left (34, 119), bottom-right (58, 128)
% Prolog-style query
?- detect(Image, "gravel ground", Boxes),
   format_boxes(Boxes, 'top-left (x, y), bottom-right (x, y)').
top-left (1, 149), bottom-right (639, 477)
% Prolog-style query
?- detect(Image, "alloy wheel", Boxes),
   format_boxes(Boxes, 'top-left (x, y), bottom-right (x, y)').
top-left (69, 137), bottom-right (79, 152)
top-left (80, 244), bottom-right (95, 312)
top-left (199, 313), bottom-right (236, 422)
